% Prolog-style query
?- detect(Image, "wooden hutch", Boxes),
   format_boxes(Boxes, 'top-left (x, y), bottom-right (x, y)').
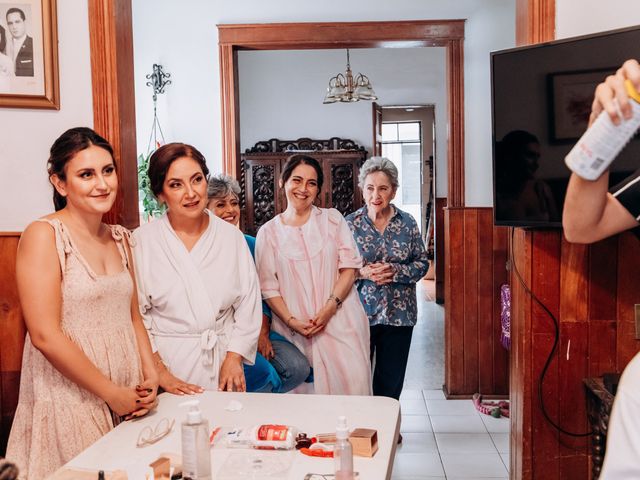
top-left (239, 137), bottom-right (368, 235)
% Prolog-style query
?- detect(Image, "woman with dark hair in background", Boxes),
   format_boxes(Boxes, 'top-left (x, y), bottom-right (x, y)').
top-left (494, 130), bottom-right (559, 223)
top-left (133, 143), bottom-right (262, 394)
top-left (7, 127), bottom-right (158, 479)
top-left (255, 154), bottom-right (371, 395)
top-left (207, 174), bottom-right (311, 392)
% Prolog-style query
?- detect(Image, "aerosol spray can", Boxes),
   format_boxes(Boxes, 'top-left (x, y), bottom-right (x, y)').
top-left (565, 79), bottom-right (640, 180)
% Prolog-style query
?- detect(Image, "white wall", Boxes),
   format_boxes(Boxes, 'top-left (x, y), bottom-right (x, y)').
top-left (556, 0), bottom-right (640, 39)
top-left (238, 48), bottom-right (448, 196)
top-left (132, 0), bottom-right (515, 207)
top-left (0, 1), bottom-right (93, 231)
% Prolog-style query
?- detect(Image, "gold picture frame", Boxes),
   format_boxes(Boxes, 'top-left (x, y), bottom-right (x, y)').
top-left (0, 0), bottom-right (59, 109)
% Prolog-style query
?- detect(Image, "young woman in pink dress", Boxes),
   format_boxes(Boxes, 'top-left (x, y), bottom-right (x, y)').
top-left (255, 154), bottom-right (372, 395)
top-left (6, 128), bottom-right (158, 479)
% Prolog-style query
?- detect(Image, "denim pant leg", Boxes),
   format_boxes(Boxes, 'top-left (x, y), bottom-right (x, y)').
top-left (269, 333), bottom-right (311, 393)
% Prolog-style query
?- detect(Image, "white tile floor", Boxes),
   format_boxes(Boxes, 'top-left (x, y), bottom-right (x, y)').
top-left (393, 390), bottom-right (510, 479)
top-left (391, 282), bottom-right (510, 479)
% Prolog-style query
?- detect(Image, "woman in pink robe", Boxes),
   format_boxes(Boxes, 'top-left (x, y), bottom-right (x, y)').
top-left (255, 154), bottom-right (372, 395)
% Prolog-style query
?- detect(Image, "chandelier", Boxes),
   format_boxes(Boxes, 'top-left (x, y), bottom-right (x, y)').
top-left (323, 49), bottom-right (378, 104)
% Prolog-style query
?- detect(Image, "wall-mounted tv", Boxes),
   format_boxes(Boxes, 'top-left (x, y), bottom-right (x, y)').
top-left (491, 25), bottom-right (640, 228)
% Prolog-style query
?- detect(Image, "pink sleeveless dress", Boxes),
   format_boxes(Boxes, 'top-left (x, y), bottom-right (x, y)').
top-left (6, 219), bottom-right (143, 480)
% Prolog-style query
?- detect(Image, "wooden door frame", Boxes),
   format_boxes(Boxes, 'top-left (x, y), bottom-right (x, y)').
top-left (372, 102), bottom-right (383, 157)
top-left (84, 16), bottom-right (467, 241)
top-left (88, 0), bottom-right (139, 229)
top-left (218, 20), bottom-right (466, 208)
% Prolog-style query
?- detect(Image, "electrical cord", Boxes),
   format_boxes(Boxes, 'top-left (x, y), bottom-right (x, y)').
top-left (509, 227), bottom-right (593, 437)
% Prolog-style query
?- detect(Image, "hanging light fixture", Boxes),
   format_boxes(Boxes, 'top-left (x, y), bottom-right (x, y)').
top-left (323, 49), bottom-right (378, 104)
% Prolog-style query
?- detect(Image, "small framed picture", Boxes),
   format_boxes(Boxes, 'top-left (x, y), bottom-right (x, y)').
top-left (0, 0), bottom-right (59, 109)
top-left (549, 68), bottom-right (614, 142)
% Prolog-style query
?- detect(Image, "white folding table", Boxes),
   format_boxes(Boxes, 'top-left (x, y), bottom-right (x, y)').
top-left (63, 391), bottom-right (400, 479)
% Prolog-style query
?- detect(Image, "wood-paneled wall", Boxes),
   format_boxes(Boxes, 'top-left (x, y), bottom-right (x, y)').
top-left (0, 234), bottom-right (24, 456)
top-left (444, 207), bottom-right (509, 396)
top-left (510, 229), bottom-right (640, 480)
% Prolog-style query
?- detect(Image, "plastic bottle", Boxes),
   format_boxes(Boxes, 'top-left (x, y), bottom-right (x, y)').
top-left (180, 400), bottom-right (212, 480)
top-left (249, 424), bottom-right (298, 450)
top-left (224, 424), bottom-right (298, 449)
top-left (334, 416), bottom-right (354, 480)
top-left (565, 79), bottom-right (640, 181)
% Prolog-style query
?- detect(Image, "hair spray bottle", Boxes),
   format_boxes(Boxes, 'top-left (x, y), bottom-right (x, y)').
top-left (565, 80), bottom-right (640, 181)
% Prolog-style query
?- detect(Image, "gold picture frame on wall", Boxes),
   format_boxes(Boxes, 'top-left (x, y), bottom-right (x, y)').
top-left (0, 0), bottom-right (59, 109)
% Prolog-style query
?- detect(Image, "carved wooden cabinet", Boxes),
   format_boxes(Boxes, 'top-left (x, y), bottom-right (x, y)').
top-left (240, 138), bottom-right (368, 235)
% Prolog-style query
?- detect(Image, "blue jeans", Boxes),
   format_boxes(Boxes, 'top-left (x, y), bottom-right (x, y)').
top-left (269, 331), bottom-right (312, 393)
top-left (243, 332), bottom-right (311, 393)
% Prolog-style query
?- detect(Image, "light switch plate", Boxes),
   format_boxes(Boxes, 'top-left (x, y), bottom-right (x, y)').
top-left (635, 304), bottom-right (640, 340)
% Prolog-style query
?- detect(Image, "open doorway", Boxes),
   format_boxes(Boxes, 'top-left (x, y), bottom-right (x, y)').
top-left (379, 106), bottom-right (436, 300)
top-left (218, 20), bottom-right (464, 396)
top-left (375, 106), bottom-right (443, 389)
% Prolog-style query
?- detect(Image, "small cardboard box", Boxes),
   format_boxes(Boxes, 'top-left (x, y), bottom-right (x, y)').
top-left (48, 468), bottom-right (128, 479)
top-left (149, 457), bottom-right (170, 479)
top-left (349, 428), bottom-right (378, 457)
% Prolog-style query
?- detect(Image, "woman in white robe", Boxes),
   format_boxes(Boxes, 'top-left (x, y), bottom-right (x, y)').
top-left (133, 143), bottom-right (261, 392)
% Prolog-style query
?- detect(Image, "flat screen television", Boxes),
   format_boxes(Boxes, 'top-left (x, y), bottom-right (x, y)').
top-left (491, 25), bottom-right (640, 227)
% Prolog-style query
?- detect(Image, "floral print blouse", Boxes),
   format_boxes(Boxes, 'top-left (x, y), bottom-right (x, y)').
top-left (346, 205), bottom-right (429, 327)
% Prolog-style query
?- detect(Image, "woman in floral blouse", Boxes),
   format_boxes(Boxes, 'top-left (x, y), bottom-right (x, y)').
top-left (346, 157), bottom-right (429, 406)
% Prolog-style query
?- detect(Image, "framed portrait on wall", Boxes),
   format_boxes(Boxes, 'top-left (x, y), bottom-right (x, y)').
top-left (548, 68), bottom-right (614, 142)
top-left (0, 0), bottom-right (59, 109)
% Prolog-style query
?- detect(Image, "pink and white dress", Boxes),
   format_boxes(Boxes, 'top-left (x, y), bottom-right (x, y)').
top-left (256, 207), bottom-right (372, 395)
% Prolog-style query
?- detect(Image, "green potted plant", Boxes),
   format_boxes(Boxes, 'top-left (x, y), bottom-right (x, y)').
top-left (137, 151), bottom-right (166, 221)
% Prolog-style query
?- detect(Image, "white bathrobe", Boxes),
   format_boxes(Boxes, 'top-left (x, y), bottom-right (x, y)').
top-left (132, 210), bottom-right (261, 389)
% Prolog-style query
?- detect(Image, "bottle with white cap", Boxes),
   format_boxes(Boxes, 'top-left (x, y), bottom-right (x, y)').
top-left (334, 415), bottom-right (354, 480)
top-left (180, 400), bottom-right (212, 480)
top-left (565, 79), bottom-right (640, 180)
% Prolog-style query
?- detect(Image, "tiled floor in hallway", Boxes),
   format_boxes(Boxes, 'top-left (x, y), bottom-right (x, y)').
top-left (393, 389), bottom-right (509, 479)
top-left (392, 281), bottom-right (510, 479)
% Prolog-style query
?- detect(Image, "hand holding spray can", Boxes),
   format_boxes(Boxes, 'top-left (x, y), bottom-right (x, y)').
top-left (565, 79), bottom-right (640, 181)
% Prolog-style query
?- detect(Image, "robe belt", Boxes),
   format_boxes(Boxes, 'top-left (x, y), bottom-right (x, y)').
top-left (152, 328), bottom-right (227, 381)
